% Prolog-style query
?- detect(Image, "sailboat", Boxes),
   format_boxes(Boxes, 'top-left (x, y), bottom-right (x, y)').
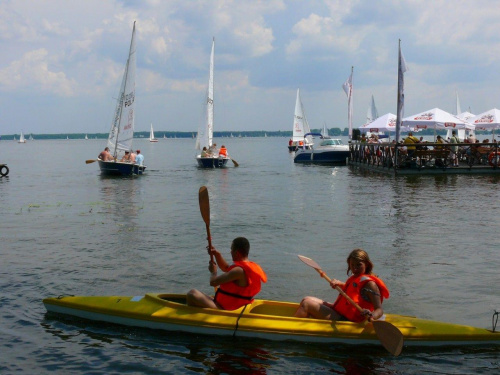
top-left (321, 123), bottom-right (330, 139)
top-left (195, 38), bottom-right (231, 168)
top-left (29, 133), bottom-right (34, 141)
top-left (97, 21), bottom-right (145, 175)
top-left (18, 132), bottom-right (27, 143)
top-left (366, 94), bottom-right (379, 124)
top-left (149, 123), bottom-right (158, 142)
top-left (85, 134), bottom-right (88, 140)
top-left (288, 89), bottom-right (312, 151)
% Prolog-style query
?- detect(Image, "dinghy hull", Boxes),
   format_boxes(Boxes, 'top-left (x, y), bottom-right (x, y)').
top-left (98, 160), bottom-right (146, 175)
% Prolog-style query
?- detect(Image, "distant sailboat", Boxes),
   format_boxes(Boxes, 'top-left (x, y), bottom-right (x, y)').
top-left (288, 88), bottom-right (312, 151)
top-left (85, 134), bottom-right (88, 140)
top-left (18, 132), bottom-right (26, 143)
top-left (321, 123), bottom-right (330, 138)
top-left (195, 38), bottom-right (232, 168)
top-left (29, 133), bottom-right (34, 141)
top-left (149, 123), bottom-right (158, 142)
top-left (366, 95), bottom-right (379, 123)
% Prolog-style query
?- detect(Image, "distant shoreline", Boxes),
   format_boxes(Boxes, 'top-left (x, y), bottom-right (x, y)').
top-left (2, 128), bottom-right (490, 141)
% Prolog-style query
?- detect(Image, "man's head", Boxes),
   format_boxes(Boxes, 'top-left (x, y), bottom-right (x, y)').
top-left (231, 237), bottom-right (250, 258)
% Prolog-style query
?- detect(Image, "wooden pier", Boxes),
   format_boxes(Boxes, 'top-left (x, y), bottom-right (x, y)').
top-left (348, 142), bottom-right (500, 176)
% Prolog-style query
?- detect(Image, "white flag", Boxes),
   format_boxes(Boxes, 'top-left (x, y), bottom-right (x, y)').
top-left (342, 68), bottom-right (353, 138)
top-left (342, 73), bottom-right (353, 97)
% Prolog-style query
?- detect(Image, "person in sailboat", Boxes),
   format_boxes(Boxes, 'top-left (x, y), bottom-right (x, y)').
top-left (201, 147), bottom-right (209, 157)
top-left (98, 147), bottom-right (114, 161)
top-left (208, 143), bottom-right (218, 155)
top-left (120, 150), bottom-right (134, 162)
top-left (135, 150), bottom-right (144, 166)
top-left (218, 145), bottom-right (228, 158)
top-left (186, 237), bottom-right (267, 310)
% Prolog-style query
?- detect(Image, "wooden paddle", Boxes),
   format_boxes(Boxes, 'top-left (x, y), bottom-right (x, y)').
top-left (199, 186), bottom-right (214, 263)
top-left (298, 255), bottom-right (404, 356)
top-left (86, 159), bottom-right (97, 164)
top-left (230, 158), bottom-right (239, 167)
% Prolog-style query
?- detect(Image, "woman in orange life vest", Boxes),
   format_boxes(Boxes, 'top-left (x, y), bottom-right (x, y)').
top-left (186, 237), bottom-right (267, 310)
top-left (218, 145), bottom-right (228, 157)
top-left (294, 249), bottom-right (389, 322)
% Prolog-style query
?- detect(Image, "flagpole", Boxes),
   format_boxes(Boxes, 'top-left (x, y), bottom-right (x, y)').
top-left (396, 40), bottom-right (404, 144)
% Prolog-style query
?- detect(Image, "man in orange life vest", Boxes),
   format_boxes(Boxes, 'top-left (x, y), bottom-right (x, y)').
top-left (295, 249), bottom-right (389, 322)
top-left (187, 237), bottom-right (267, 310)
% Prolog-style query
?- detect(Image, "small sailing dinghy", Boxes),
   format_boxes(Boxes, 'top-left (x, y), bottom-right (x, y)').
top-left (18, 131), bottom-right (27, 144)
top-left (149, 123), bottom-right (158, 142)
top-left (288, 89), bottom-right (313, 151)
top-left (96, 22), bottom-right (145, 176)
top-left (195, 38), bottom-right (232, 168)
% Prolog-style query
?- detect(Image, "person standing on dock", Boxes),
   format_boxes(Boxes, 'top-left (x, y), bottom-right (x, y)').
top-left (450, 130), bottom-right (459, 166)
top-left (404, 132), bottom-right (420, 157)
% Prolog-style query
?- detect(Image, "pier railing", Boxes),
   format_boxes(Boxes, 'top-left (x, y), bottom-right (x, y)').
top-left (349, 141), bottom-right (500, 170)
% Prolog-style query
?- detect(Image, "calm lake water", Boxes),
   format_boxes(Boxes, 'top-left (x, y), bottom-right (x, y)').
top-left (1, 136), bottom-right (499, 374)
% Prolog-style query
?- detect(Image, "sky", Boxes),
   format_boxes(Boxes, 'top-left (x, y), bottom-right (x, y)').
top-left (1, 0), bottom-right (500, 135)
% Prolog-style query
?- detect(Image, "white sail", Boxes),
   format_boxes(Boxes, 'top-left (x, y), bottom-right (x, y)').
top-left (149, 123), bottom-right (158, 142)
top-left (19, 131), bottom-right (26, 143)
top-left (455, 92), bottom-right (462, 115)
top-left (367, 94), bottom-right (379, 123)
top-left (107, 21), bottom-right (137, 158)
top-left (195, 37), bottom-right (215, 151)
top-left (321, 123), bottom-right (329, 138)
top-left (292, 89), bottom-right (312, 144)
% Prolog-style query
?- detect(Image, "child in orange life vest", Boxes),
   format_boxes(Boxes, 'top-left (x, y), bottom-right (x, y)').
top-left (218, 145), bottom-right (228, 157)
top-left (186, 237), bottom-right (267, 310)
top-left (294, 249), bottom-right (389, 322)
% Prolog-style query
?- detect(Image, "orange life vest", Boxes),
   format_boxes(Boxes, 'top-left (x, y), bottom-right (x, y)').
top-left (219, 147), bottom-right (228, 157)
top-left (214, 261), bottom-right (267, 310)
top-left (332, 274), bottom-right (389, 322)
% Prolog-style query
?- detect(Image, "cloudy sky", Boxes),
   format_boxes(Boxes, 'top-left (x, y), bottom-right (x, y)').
top-left (1, 0), bottom-right (500, 135)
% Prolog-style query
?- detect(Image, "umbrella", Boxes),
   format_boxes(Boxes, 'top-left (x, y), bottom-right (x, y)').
top-left (468, 108), bottom-right (500, 131)
top-left (359, 113), bottom-right (410, 134)
top-left (403, 108), bottom-right (474, 131)
top-left (468, 108), bottom-right (500, 140)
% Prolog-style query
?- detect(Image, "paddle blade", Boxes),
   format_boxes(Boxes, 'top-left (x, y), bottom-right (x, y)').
top-left (199, 186), bottom-right (210, 226)
top-left (298, 255), bottom-right (321, 271)
top-left (231, 158), bottom-right (239, 167)
top-left (373, 321), bottom-right (404, 356)
top-left (86, 159), bottom-right (97, 164)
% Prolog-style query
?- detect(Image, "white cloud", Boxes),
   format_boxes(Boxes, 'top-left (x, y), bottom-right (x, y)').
top-left (0, 48), bottom-right (76, 96)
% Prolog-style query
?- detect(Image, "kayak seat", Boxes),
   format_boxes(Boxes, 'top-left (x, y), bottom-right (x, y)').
top-left (159, 295), bottom-right (187, 305)
top-left (249, 303), bottom-right (297, 317)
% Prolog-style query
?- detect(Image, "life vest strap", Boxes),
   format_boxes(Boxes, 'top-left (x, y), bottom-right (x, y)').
top-left (215, 288), bottom-right (253, 301)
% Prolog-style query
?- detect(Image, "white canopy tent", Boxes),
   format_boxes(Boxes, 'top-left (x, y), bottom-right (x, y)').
top-left (359, 113), bottom-right (410, 137)
top-left (402, 107), bottom-right (474, 140)
top-left (468, 109), bottom-right (500, 139)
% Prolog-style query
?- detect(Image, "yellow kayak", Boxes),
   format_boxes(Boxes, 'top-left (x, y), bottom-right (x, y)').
top-left (43, 293), bottom-right (500, 347)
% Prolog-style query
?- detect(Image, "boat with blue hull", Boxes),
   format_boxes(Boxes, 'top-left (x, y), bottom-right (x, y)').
top-left (294, 133), bottom-right (350, 165)
top-left (98, 160), bottom-right (145, 175)
top-left (195, 38), bottom-right (232, 168)
top-left (95, 22), bottom-right (145, 176)
top-left (196, 155), bottom-right (229, 168)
